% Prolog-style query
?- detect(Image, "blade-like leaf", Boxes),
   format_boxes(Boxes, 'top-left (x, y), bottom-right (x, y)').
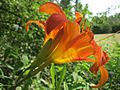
top-left (50, 63), bottom-right (55, 89)
top-left (56, 64), bottom-right (66, 90)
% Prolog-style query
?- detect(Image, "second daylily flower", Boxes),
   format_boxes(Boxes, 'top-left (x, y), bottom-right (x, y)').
top-left (25, 2), bottom-right (109, 88)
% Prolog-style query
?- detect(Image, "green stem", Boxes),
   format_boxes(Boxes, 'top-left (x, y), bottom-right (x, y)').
top-left (31, 59), bottom-right (52, 76)
top-left (14, 59), bottom-right (52, 88)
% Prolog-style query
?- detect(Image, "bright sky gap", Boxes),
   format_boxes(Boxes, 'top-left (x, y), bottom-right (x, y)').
top-left (80, 0), bottom-right (120, 16)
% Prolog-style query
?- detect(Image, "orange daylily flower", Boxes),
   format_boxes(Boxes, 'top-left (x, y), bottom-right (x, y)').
top-left (26, 2), bottom-right (109, 88)
top-left (75, 12), bottom-right (83, 24)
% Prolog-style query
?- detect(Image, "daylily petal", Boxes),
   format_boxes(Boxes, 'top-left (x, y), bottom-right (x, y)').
top-left (44, 29), bottom-right (64, 59)
top-left (90, 55), bottom-right (108, 75)
top-left (44, 22), bottom-right (66, 44)
top-left (90, 40), bottom-right (109, 74)
top-left (50, 29), bottom-right (64, 54)
top-left (59, 21), bottom-right (80, 50)
top-left (65, 21), bottom-right (80, 39)
top-left (26, 20), bottom-right (45, 32)
top-left (39, 2), bottom-right (66, 16)
top-left (91, 66), bottom-right (108, 88)
top-left (102, 51), bottom-right (109, 65)
top-left (85, 58), bottom-right (96, 63)
top-left (53, 45), bottom-right (95, 64)
top-left (67, 30), bottom-right (94, 50)
top-left (53, 57), bottom-right (84, 64)
top-left (75, 12), bottom-right (82, 24)
top-left (90, 62), bottom-right (99, 75)
top-left (76, 45), bottom-right (94, 58)
top-left (53, 46), bottom-right (93, 64)
top-left (52, 22), bottom-right (94, 64)
top-left (46, 13), bottom-right (68, 34)
top-left (51, 21), bottom-right (80, 58)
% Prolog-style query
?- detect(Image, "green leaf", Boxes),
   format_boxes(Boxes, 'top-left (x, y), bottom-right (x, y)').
top-left (63, 82), bottom-right (69, 90)
top-left (50, 63), bottom-right (55, 89)
top-left (0, 69), bottom-right (4, 77)
top-left (56, 65), bottom-right (67, 90)
top-left (4, 48), bottom-right (10, 59)
top-left (6, 64), bottom-right (14, 70)
top-left (72, 72), bottom-right (78, 82)
top-left (22, 54), bottom-right (29, 66)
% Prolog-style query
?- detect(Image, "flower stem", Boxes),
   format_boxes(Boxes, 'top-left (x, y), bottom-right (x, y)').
top-left (12, 59), bottom-right (52, 89)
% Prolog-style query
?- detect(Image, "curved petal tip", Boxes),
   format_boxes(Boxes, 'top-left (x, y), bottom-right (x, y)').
top-left (91, 66), bottom-right (108, 88)
top-left (39, 2), bottom-right (65, 16)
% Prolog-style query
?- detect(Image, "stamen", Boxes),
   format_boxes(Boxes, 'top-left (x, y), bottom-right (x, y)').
top-left (82, 19), bottom-right (86, 32)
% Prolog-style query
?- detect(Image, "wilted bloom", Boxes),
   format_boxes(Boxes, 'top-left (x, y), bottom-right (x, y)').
top-left (26, 2), bottom-right (109, 88)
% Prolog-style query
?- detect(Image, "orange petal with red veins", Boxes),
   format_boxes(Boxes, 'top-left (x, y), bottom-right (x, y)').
top-left (90, 41), bottom-right (109, 75)
top-left (44, 22), bottom-right (65, 44)
top-left (68, 45), bottom-right (94, 62)
top-left (90, 63), bottom-right (99, 75)
top-left (102, 51), bottom-right (109, 65)
top-left (91, 66), bottom-right (108, 88)
top-left (45, 29), bottom-right (64, 58)
top-left (39, 2), bottom-right (66, 16)
top-left (26, 20), bottom-right (45, 32)
top-left (95, 46), bottom-right (103, 66)
top-left (51, 21), bottom-right (80, 59)
top-left (51, 29), bottom-right (64, 51)
top-left (46, 14), bottom-right (67, 34)
top-left (75, 12), bottom-right (82, 24)
top-left (55, 21), bottom-right (80, 52)
top-left (67, 30), bottom-right (93, 50)
top-left (91, 40), bottom-right (102, 64)
top-left (85, 58), bottom-right (96, 63)
top-left (76, 45), bottom-right (94, 58)
top-left (64, 21), bottom-right (80, 40)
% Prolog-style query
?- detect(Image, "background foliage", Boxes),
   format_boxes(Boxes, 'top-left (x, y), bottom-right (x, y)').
top-left (92, 13), bottom-right (120, 34)
top-left (0, 0), bottom-right (120, 90)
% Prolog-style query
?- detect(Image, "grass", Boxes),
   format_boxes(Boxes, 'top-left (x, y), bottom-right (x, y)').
top-left (94, 33), bottom-right (120, 45)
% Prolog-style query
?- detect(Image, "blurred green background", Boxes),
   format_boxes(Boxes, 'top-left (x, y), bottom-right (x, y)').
top-left (0, 0), bottom-right (120, 90)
